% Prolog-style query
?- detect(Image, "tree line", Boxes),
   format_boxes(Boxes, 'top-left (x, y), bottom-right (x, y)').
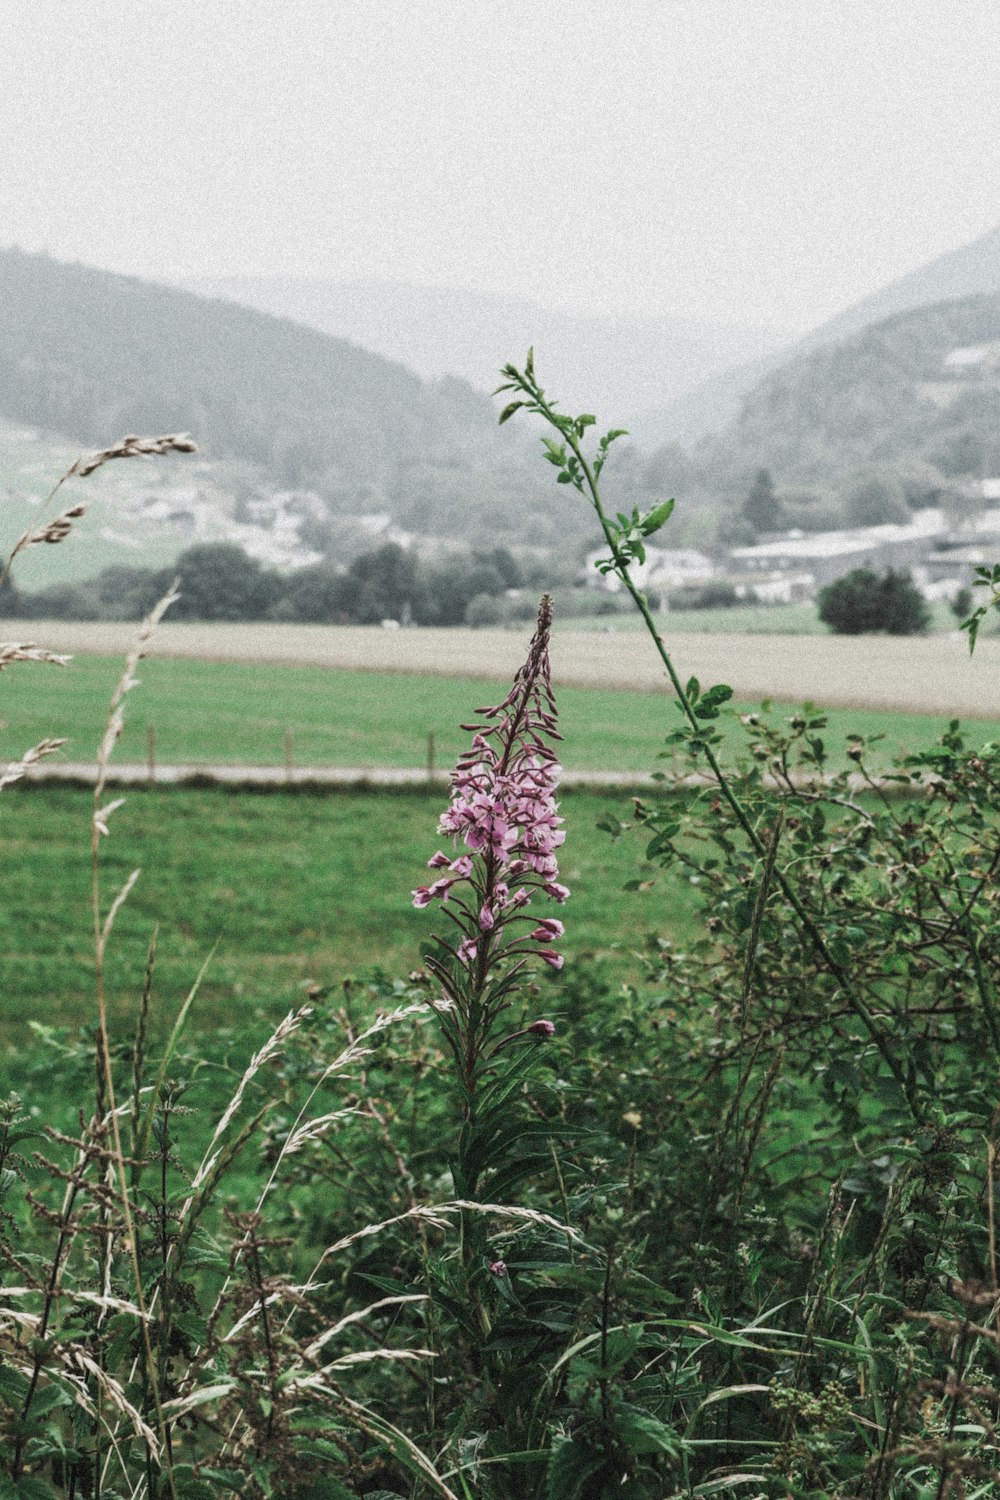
top-left (0, 541), bottom-right (536, 626)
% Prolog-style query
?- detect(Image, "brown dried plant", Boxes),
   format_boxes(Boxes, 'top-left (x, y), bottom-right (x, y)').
top-left (0, 431), bottom-right (196, 592)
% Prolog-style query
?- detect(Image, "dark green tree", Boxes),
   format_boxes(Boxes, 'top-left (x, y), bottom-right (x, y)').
top-left (843, 472), bottom-right (909, 527)
top-left (347, 543), bottom-right (421, 623)
top-left (950, 584), bottom-right (973, 622)
top-left (742, 468), bottom-right (780, 534)
top-left (818, 567), bottom-right (931, 635)
top-left (170, 543), bottom-right (280, 621)
top-left (272, 562), bottom-right (356, 622)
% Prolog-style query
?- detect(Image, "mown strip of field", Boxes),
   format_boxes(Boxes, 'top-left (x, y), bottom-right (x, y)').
top-left (15, 617), bottom-right (1000, 716)
top-left (2, 655), bottom-right (999, 777)
top-left (0, 784), bottom-right (697, 1047)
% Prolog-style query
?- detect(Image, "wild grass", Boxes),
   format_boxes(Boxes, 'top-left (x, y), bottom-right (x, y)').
top-left (5, 402), bottom-right (1000, 1497)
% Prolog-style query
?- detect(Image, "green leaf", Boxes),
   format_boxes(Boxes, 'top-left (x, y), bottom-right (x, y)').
top-left (547, 1436), bottom-right (605, 1500)
top-left (640, 498), bottom-right (675, 535)
top-left (0, 1479), bottom-right (60, 1499)
top-left (615, 1404), bottom-right (681, 1456)
top-left (498, 400), bottom-right (527, 425)
top-left (289, 1479), bottom-right (355, 1500)
top-left (172, 1471), bottom-right (218, 1500)
top-left (196, 1470), bottom-right (249, 1495)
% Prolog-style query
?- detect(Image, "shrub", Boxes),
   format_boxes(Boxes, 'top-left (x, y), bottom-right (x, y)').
top-left (672, 579), bottom-right (742, 610)
top-left (818, 565), bottom-right (931, 634)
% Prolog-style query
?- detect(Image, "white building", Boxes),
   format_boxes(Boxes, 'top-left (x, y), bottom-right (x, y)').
top-left (584, 545), bottom-right (715, 594)
top-left (728, 510), bottom-right (947, 591)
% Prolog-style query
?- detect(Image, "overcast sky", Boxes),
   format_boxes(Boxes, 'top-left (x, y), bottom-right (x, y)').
top-left (3, 0), bottom-right (999, 334)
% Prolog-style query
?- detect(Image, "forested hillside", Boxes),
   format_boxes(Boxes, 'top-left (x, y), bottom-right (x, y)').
top-left (0, 248), bottom-right (575, 547)
top-left (651, 222), bottom-right (1000, 444)
top-left (696, 293), bottom-right (1000, 510)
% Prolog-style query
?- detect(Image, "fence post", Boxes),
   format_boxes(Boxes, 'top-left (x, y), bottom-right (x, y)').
top-left (426, 731), bottom-right (435, 780)
top-left (284, 729), bottom-right (294, 784)
top-left (146, 723), bottom-right (156, 786)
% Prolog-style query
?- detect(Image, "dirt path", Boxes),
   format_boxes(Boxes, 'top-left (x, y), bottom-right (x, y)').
top-left (14, 619), bottom-right (1000, 717)
top-left (21, 761), bottom-right (657, 789)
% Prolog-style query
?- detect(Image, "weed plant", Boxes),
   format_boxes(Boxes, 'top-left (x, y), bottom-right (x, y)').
top-left (3, 386), bottom-right (1000, 1498)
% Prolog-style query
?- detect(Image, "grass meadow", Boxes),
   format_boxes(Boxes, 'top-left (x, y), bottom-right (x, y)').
top-left (2, 653), bottom-right (999, 776)
top-left (0, 783), bottom-right (697, 1053)
top-left (5, 544), bottom-right (1000, 1481)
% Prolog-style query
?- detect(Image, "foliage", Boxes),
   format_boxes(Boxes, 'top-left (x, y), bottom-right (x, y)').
top-left (699, 292), bottom-right (1000, 493)
top-left (961, 562), bottom-right (1000, 652)
top-left (742, 466), bottom-right (780, 534)
top-left (671, 579), bottom-right (743, 610)
top-left (843, 471), bottom-right (911, 527)
top-left (6, 383), bottom-right (1000, 1497)
top-left (2, 540), bottom-right (529, 626)
top-left (818, 566), bottom-right (932, 635)
top-left (492, 354), bottom-right (1000, 1494)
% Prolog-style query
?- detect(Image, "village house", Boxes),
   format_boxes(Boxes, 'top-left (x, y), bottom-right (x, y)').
top-left (727, 509), bottom-right (947, 593)
top-left (584, 545), bottom-right (716, 596)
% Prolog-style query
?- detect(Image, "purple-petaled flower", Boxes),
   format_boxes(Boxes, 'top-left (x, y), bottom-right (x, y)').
top-left (531, 918), bottom-right (565, 941)
top-left (414, 595), bottom-right (568, 981)
top-left (411, 876), bottom-right (457, 909)
top-left (488, 1259), bottom-right (507, 1277)
top-left (457, 936), bottom-right (477, 966)
top-left (527, 1019), bottom-right (556, 1037)
top-left (537, 951), bottom-right (564, 971)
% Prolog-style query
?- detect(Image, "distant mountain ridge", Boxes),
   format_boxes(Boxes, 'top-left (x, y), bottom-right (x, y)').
top-left (694, 292), bottom-right (1000, 504)
top-left (647, 223), bottom-right (1000, 445)
top-left (184, 274), bottom-right (787, 429)
top-left (0, 247), bottom-right (575, 549)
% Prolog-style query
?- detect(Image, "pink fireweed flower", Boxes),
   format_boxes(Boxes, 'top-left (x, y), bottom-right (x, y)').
top-left (411, 876), bottom-right (458, 908)
top-left (457, 937), bottom-right (478, 966)
top-left (412, 594), bottom-right (568, 976)
top-left (527, 1019), bottom-right (556, 1038)
top-left (531, 919), bottom-right (565, 941)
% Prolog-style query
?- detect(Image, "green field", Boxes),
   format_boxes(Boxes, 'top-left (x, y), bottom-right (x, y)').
top-left (557, 599), bottom-right (970, 634)
top-left (2, 654), bottom-right (998, 776)
top-left (0, 783), bottom-right (697, 1048)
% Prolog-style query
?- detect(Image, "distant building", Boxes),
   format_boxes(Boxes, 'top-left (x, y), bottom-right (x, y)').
top-left (584, 545), bottom-right (715, 594)
top-left (943, 342), bottom-right (1000, 373)
top-left (728, 510), bottom-right (946, 591)
top-left (731, 570), bottom-right (814, 605)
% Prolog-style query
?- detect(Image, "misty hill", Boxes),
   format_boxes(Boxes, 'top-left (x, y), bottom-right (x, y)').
top-left (185, 274), bottom-right (785, 428)
top-left (696, 293), bottom-right (1000, 507)
top-left (0, 247), bottom-right (575, 549)
top-left (648, 223), bottom-right (1000, 445)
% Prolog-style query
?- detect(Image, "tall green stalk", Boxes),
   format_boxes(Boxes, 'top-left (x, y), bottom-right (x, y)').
top-left (497, 354), bottom-right (921, 1120)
